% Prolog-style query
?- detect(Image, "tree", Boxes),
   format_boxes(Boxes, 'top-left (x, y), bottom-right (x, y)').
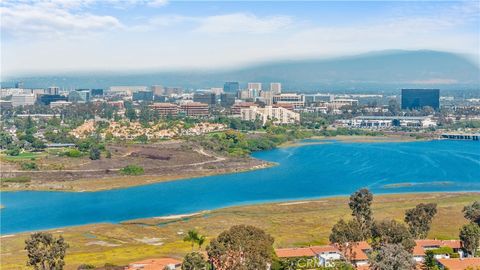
top-left (207, 225), bottom-right (274, 270)
top-left (369, 244), bottom-right (416, 270)
top-left (459, 222), bottom-right (480, 257)
top-left (463, 201), bottom-right (480, 226)
top-left (329, 219), bottom-right (363, 262)
top-left (405, 203), bottom-right (437, 239)
top-left (182, 252), bottom-right (206, 270)
top-left (25, 232), bottom-right (69, 270)
top-left (89, 146), bottom-right (101, 160)
top-left (349, 188), bottom-right (374, 239)
top-left (31, 139), bottom-right (47, 151)
top-left (422, 250), bottom-right (441, 270)
top-left (371, 219), bottom-right (416, 252)
top-left (0, 131), bottom-right (13, 149)
top-left (184, 229), bottom-right (200, 251)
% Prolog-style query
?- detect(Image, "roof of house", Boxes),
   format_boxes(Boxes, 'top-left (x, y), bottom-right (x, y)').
top-left (275, 247), bottom-right (316, 258)
top-left (437, 258), bottom-right (480, 270)
top-left (275, 245), bottom-right (340, 258)
top-left (413, 240), bottom-right (463, 256)
top-left (125, 258), bottom-right (182, 270)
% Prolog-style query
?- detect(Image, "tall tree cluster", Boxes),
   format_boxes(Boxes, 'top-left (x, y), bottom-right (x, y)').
top-left (404, 203), bottom-right (438, 239)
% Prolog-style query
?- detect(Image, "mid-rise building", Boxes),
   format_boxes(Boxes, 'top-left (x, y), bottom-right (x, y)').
top-left (240, 106), bottom-right (300, 125)
top-left (37, 94), bottom-right (67, 105)
top-left (193, 92), bottom-right (216, 105)
top-left (223, 82), bottom-right (240, 93)
top-left (327, 98), bottom-right (359, 110)
top-left (109, 86), bottom-right (148, 96)
top-left (164, 87), bottom-right (183, 95)
top-left (270, 82), bottom-right (282, 94)
top-left (50, 101), bottom-right (72, 108)
top-left (47, 86), bottom-right (60, 95)
top-left (401, 89), bottom-right (440, 110)
top-left (247, 82), bottom-right (262, 91)
top-left (15, 82), bottom-right (24, 89)
top-left (337, 116), bottom-right (437, 129)
top-left (273, 93), bottom-right (305, 108)
top-left (231, 102), bottom-right (256, 115)
top-left (68, 90), bottom-right (91, 103)
top-left (180, 102), bottom-right (209, 117)
top-left (150, 103), bottom-right (179, 116)
top-left (151, 85), bottom-right (165, 96)
top-left (11, 94), bottom-right (36, 107)
top-left (220, 93), bottom-right (236, 107)
top-left (91, 89), bottom-right (104, 97)
top-left (133, 90), bottom-right (154, 102)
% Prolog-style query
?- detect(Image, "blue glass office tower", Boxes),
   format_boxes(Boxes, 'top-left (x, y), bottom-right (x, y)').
top-left (401, 89), bottom-right (440, 110)
top-left (223, 82), bottom-right (239, 93)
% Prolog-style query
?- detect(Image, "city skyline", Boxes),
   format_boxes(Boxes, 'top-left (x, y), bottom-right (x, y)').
top-left (1, 0), bottom-right (479, 77)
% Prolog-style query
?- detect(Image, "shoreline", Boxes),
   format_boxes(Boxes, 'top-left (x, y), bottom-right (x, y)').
top-left (2, 190), bottom-right (478, 236)
top-left (279, 134), bottom-right (430, 148)
top-left (1, 192), bottom-right (478, 269)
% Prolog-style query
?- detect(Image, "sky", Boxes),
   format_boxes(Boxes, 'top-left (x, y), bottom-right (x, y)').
top-left (1, 0), bottom-right (479, 77)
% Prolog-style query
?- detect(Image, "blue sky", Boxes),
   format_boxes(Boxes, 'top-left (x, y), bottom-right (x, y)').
top-left (1, 0), bottom-right (479, 76)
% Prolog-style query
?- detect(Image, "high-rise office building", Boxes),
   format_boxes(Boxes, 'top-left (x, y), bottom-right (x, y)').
top-left (401, 89), bottom-right (440, 110)
top-left (270, 83), bottom-right (282, 94)
top-left (247, 82), bottom-right (262, 91)
top-left (223, 82), bottom-right (239, 93)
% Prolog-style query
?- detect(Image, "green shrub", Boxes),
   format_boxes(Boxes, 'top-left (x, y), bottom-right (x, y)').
top-left (65, 149), bottom-right (82, 158)
top-left (0, 176), bottom-right (31, 183)
top-left (119, 165), bottom-right (144, 175)
top-left (5, 146), bottom-right (20, 156)
top-left (21, 162), bottom-right (38, 170)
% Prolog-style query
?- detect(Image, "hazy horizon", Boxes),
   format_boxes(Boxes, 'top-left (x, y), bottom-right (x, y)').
top-left (1, 0), bottom-right (479, 78)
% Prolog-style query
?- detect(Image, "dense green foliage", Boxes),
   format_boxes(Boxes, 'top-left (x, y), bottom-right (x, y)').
top-left (25, 232), bottom-right (69, 270)
top-left (463, 201), bottom-right (480, 226)
top-left (182, 252), bottom-right (207, 270)
top-left (119, 165), bottom-right (144, 176)
top-left (349, 188), bottom-right (374, 240)
top-left (207, 225), bottom-right (275, 270)
top-left (404, 203), bottom-right (438, 239)
top-left (21, 162), bottom-right (38, 170)
top-left (459, 222), bottom-right (480, 257)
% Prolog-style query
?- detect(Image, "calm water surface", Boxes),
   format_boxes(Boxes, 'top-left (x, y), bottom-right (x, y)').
top-left (1, 140), bottom-right (479, 234)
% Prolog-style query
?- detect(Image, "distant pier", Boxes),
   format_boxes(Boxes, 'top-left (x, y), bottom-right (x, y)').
top-left (441, 133), bottom-right (480, 141)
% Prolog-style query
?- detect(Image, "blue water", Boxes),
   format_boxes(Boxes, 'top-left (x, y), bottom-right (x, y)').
top-left (1, 140), bottom-right (479, 234)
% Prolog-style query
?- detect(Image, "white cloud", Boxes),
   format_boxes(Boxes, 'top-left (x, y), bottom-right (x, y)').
top-left (0, 1), bottom-right (122, 37)
top-left (147, 0), bottom-right (168, 8)
top-left (194, 13), bottom-right (293, 34)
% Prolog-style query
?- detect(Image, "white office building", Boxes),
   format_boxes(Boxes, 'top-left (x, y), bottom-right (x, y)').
top-left (270, 83), bottom-right (282, 94)
top-left (247, 82), bottom-right (262, 91)
top-left (11, 94), bottom-right (36, 107)
top-left (240, 106), bottom-right (300, 125)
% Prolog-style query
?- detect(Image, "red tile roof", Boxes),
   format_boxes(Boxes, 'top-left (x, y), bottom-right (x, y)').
top-left (275, 247), bottom-right (316, 258)
top-left (437, 258), bottom-right (480, 270)
top-left (275, 245), bottom-right (340, 258)
top-left (413, 240), bottom-right (462, 256)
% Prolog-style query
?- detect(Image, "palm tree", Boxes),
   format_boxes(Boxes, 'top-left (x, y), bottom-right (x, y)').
top-left (197, 235), bottom-right (206, 250)
top-left (183, 229), bottom-right (199, 251)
